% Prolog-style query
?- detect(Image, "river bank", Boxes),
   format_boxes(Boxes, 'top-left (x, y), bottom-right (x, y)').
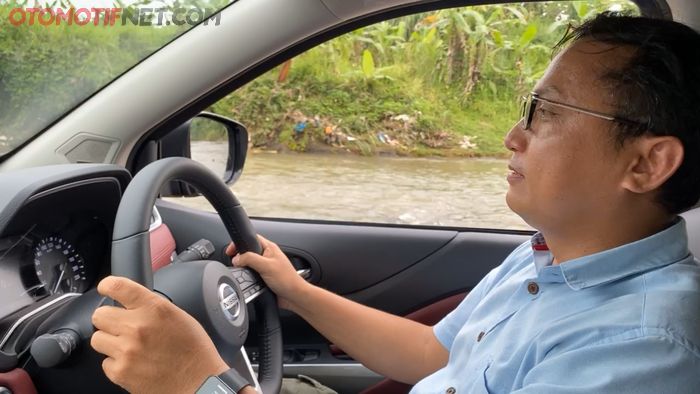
top-left (197, 109), bottom-right (513, 159)
top-left (253, 141), bottom-right (506, 158)
top-left (265, 110), bottom-right (510, 158)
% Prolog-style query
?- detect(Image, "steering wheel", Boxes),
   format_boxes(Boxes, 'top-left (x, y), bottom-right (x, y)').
top-left (110, 157), bottom-right (282, 393)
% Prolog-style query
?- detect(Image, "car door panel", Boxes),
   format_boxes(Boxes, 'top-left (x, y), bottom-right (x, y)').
top-left (158, 201), bottom-right (466, 294)
top-left (157, 202), bottom-right (529, 296)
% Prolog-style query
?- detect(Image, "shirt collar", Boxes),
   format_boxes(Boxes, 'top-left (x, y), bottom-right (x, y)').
top-left (530, 217), bottom-right (690, 290)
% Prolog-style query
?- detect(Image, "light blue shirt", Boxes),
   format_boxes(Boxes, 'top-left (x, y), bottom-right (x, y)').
top-left (411, 218), bottom-right (700, 393)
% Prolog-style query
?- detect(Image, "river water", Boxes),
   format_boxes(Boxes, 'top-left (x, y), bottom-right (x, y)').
top-left (169, 141), bottom-right (530, 230)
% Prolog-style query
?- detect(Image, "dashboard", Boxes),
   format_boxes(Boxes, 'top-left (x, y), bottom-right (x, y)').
top-left (0, 180), bottom-right (118, 317)
top-left (0, 164), bottom-right (131, 362)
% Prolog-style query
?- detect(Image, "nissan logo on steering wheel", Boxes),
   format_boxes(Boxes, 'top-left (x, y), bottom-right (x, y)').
top-left (218, 283), bottom-right (241, 321)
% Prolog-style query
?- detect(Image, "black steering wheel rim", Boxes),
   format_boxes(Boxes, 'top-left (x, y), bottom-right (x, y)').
top-left (110, 157), bottom-right (282, 394)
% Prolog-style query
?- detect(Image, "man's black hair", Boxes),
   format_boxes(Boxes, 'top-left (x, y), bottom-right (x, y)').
top-left (559, 12), bottom-right (700, 214)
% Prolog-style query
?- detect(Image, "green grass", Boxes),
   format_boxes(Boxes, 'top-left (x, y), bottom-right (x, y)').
top-left (211, 56), bottom-right (519, 157)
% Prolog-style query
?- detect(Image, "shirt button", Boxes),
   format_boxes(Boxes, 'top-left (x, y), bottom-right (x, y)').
top-left (477, 331), bottom-right (485, 342)
top-left (527, 282), bottom-right (539, 295)
top-left (446, 387), bottom-right (456, 394)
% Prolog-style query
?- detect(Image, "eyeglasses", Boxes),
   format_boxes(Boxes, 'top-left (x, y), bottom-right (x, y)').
top-left (519, 92), bottom-right (639, 130)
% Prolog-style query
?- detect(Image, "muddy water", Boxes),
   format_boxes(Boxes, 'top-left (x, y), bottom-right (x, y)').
top-left (167, 141), bottom-right (530, 230)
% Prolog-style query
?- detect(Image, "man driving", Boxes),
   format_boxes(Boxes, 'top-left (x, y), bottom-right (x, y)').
top-left (90, 12), bottom-right (700, 394)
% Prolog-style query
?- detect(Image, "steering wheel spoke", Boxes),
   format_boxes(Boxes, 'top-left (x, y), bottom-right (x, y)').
top-left (231, 347), bottom-right (262, 393)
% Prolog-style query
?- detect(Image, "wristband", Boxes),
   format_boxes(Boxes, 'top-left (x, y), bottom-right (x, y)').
top-left (218, 368), bottom-right (251, 392)
top-left (196, 376), bottom-right (235, 394)
top-left (196, 368), bottom-right (250, 394)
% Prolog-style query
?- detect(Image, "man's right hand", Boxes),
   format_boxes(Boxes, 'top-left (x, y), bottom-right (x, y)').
top-left (91, 276), bottom-right (231, 394)
top-left (225, 235), bottom-right (309, 310)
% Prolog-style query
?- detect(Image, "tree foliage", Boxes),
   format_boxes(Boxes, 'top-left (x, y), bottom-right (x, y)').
top-left (0, 0), bottom-right (219, 152)
top-left (216, 0), bottom-right (638, 156)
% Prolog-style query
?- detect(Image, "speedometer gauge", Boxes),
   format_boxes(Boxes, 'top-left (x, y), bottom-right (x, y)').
top-left (34, 236), bottom-right (88, 295)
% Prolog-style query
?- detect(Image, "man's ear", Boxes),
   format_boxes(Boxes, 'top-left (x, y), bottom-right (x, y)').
top-left (621, 136), bottom-right (684, 194)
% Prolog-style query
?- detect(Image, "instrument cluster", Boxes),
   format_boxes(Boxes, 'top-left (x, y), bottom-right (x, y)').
top-left (0, 178), bottom-right (120, 319)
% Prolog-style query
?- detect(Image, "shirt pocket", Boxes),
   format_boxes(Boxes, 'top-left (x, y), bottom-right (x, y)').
top-left (470, 362), bottom-right (492, 394)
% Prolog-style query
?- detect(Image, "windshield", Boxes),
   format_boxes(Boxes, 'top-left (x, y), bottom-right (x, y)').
top-left (0, 0), bottom-right (232, 157)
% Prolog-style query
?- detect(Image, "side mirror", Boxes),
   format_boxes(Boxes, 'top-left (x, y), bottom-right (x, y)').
top-left (159, 112), bottom-right (249, 197)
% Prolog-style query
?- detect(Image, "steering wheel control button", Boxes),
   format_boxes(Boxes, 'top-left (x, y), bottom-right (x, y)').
top-left (232, 269), bottom-right (266, 303)
top-left (218, 283), bottom-right (241, 321)
top-left (232, 269), bottom-right (255, 288)
top-left (527, 282), bottom-right (540, 295)
top-left (30, 329), bottom-right (80, 368)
